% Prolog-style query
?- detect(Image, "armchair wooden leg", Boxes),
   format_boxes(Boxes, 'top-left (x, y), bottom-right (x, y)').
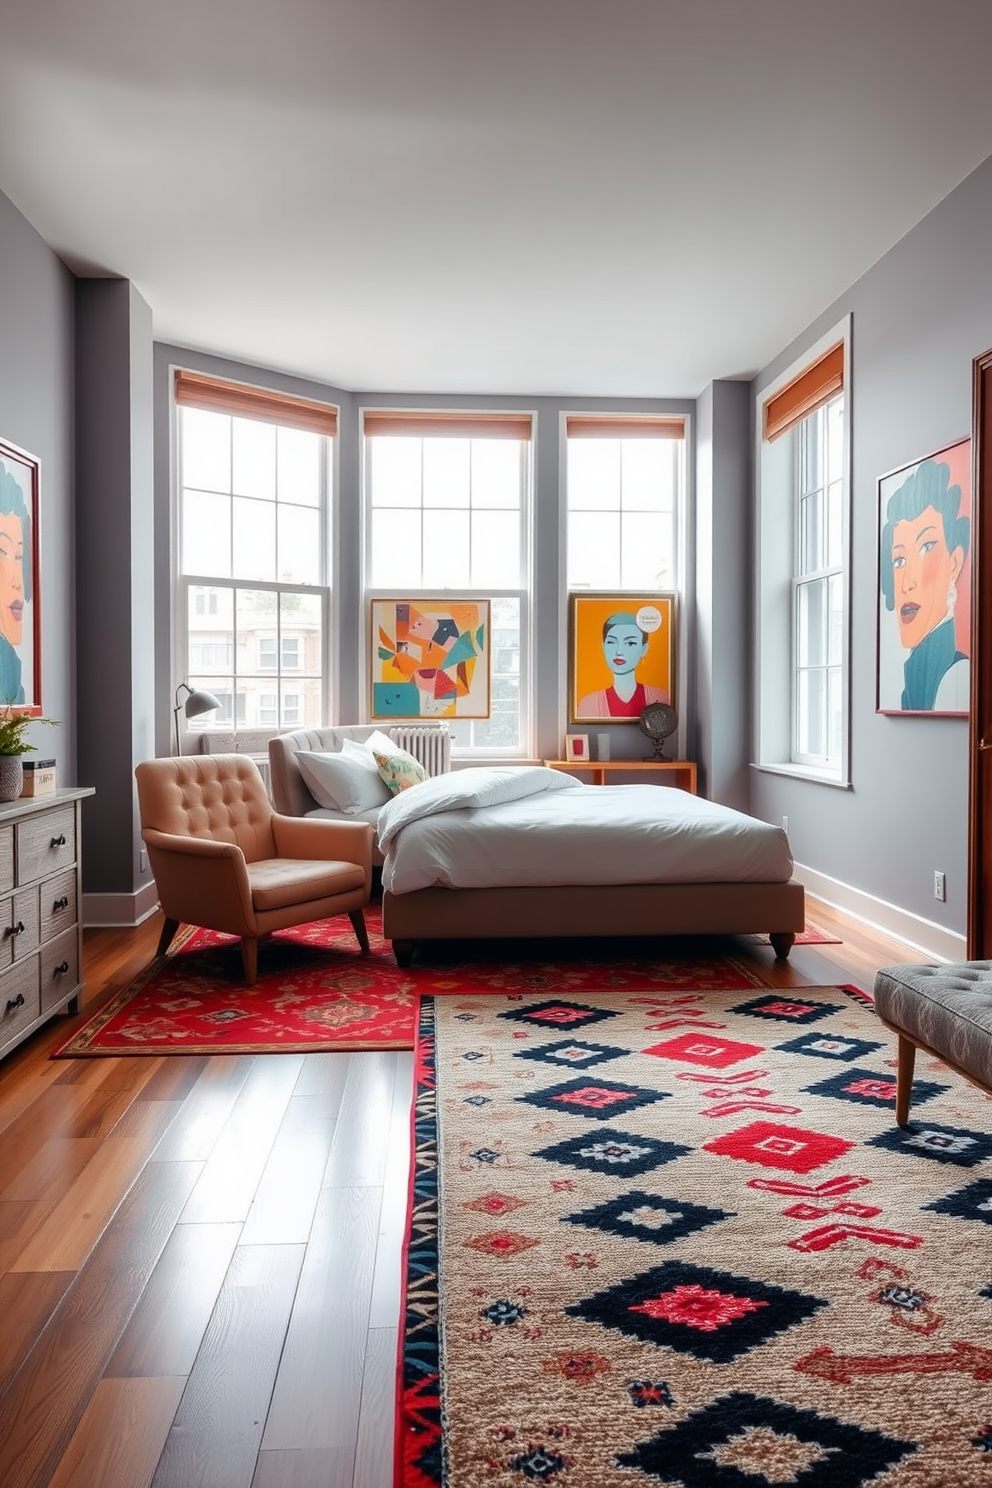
top-left (349, 910), bottom-right (371, 955)
top-left (157, 917), bottom-right (180, 958)
top-left (241, 937), bottom-right (259, 986)
top-left (895, 1035), bottom-right (916, 1127)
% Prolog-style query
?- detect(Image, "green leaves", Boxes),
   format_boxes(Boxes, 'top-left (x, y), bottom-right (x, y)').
top-left (0, 704), bottom-right (60, 757)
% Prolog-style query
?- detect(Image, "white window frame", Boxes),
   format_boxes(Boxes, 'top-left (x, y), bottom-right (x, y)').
top-left (755, 320), bottom-right (851, 786)
top-left (360, 409), bottom-right (534, 758)
top-left (171, 370), bottom-right (334, 742)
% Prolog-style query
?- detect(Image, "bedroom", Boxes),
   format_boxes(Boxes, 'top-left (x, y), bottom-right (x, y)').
top-left (1, 2), bottom-right (992, 1482)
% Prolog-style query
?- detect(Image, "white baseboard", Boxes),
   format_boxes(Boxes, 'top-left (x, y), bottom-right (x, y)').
top-left (795, 861), bottom-right (967, 965)
top-left (83, 883), bottom-right (161, 928)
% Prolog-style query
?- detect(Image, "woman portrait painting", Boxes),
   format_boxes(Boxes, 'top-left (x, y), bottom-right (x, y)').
top-left (570, 594), bottom-right (674, 722)
top-left (0, 441), bottom-right (39, 712)
top-left (877, 440), bottom-right (971, 715)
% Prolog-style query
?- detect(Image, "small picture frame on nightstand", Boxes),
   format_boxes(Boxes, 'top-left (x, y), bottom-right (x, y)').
top-left (565, 734), bottom-right (590, 762)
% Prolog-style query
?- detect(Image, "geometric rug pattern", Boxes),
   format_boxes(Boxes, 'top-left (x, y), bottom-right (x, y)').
top-left (398, 987), bottom-right (992, 1486)
top-left (53, 906), bottom-right (766, 1057)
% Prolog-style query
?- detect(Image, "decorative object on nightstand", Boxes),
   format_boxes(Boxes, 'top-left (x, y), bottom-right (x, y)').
top-left (173, 681), bottom-right (222, 754)
top-left (0, 705), bottom-right (60, 802)
top-left (564, 734), bottom-right (590, 762)
top-left (20, 758), bottom-right (56, 797)
top-left (638, 701), bottom-right (678, 760)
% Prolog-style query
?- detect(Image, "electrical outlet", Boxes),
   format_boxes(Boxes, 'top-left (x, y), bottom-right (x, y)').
top-left (934, 870), bottom-right (946, 902)
top-left (139, 848), bottom-right (148, 874)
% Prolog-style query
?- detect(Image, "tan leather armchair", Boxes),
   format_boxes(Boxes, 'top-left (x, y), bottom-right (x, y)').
top-left (135, 754), bottom-right (374, 985)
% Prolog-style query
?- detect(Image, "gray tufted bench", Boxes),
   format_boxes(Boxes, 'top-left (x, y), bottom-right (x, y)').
top-left (873, 960), bottom-right (992, 1125)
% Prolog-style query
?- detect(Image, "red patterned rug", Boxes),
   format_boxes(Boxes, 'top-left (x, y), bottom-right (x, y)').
top-left (398, 986), bottom-right (992, 1487)
top-left (52, 908), bottom-right (766, 1057)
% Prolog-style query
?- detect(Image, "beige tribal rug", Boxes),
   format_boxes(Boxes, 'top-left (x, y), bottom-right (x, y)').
top-left (398, 985), bottom-right (992, 1487)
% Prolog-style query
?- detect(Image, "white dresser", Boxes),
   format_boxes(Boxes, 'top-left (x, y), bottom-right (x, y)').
top-left (0, 787), bottom-right (94, 1062)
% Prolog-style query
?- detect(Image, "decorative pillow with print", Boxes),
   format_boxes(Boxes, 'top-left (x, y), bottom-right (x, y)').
top-left (373, 745), bottom-right (428, 796)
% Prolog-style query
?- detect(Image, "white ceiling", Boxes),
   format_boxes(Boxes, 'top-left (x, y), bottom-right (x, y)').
top-left (2, 0), bottom-right (992, 398)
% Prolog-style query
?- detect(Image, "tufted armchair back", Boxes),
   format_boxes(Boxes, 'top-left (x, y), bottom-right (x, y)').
top-left (135, 754), bottom-right (277, 864)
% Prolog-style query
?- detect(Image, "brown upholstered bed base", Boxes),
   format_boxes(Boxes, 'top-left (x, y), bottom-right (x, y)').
top-left (382, 878), bottom-right (805, 966)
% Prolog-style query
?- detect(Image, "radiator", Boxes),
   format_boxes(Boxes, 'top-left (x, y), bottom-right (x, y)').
top-left (387, 724), bottom-right (451, 777)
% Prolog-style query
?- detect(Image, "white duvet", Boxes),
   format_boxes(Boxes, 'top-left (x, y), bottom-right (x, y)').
top-left (378, 766), bottom-right (793, 894)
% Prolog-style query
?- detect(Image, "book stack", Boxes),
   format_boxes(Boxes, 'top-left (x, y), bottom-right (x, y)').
top-left (20, 759), bottom-right (56, 798)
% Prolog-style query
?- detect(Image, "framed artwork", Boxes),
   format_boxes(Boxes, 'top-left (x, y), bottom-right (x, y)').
top-left (0, 438), bottom-right (41, 714)
top-left (371, 598), bottom-right (491, 720)
top-left (569, 592), bottom-right (675, 724)
top-left (876, 437), bottom-right (971, 716)
top-left (565, 733), bottom-right (590, 762)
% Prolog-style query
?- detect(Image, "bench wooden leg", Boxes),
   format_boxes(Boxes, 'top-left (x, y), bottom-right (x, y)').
top-left (895, 1034), bottom-right (916, 1126)
top-left (769, 932), bottom-right (795, 960)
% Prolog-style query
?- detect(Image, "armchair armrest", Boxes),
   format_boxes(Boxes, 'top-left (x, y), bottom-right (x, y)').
top-left (141, 827), bottom-right (257, 936)
top-left (271, 814), bottom-right (374, 876)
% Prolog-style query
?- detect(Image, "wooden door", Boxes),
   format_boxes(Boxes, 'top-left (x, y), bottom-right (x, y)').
top-left (968, 347), bottom-right (992, 955)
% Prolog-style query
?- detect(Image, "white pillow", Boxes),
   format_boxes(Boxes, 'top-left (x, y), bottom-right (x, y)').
top-left (296, 748), bottom-right (392, 814)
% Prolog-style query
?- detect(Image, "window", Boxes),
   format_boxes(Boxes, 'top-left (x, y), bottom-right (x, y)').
top-left (566, 417), bottom-right (684, 591)
top-left (174, 371), bottom-right (335, 736)
top-left (363, 410), bottom-right (532, 753)
top-left (756, 328), bottom-right (850, 783)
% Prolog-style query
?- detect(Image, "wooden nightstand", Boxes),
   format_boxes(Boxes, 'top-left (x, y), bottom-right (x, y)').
top-left (543, 760), bottom-right (697, 793)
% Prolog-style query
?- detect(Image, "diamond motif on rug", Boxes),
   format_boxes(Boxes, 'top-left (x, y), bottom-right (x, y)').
top-left (925, 1177), bottom-right (992, 1225)
top-left (616, 1391), bottom-right (917, 1487)
top-left (805, 1067), bottom-right (948, 1109)
top-left (513, 1038), bottom-right (629, 1070)
top-left (776, 1031), bottom-right (884, 1062)
top-left (867, 1122), bottom-right (992, 1167)
top-left (532, 1127), bottom-right (691, 1177)
top-left (703, 1119), bottom-right (855, 1173)
top-left (517, 1076), bottom-right (670, 1120)
top-left (562, 1190), bottom-right (732, 1247)
top-left (730, 993), bottom-right (843, 1023)
top-left (642, 1031), bottom-right (766, 1066)
top-left (566, 1260), bottom-right (827, 1362)
top-left (498, 999), bottom-right (623, 1029)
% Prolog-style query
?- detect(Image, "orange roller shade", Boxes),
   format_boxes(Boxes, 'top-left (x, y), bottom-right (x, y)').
top-left (174, 370), bottom-right (338, 436)
top-left (363, 410), bottom-right (532, 440)
top-left (763, 343), bottom-right (844, 443)
top-left (566, 416), bottom-right (685, 439)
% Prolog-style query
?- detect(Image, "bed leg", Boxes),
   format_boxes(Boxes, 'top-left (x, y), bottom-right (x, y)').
top-left (393, 939), bottom-right (416, 968)
top-left (769, 932), bottom-right (795, 960)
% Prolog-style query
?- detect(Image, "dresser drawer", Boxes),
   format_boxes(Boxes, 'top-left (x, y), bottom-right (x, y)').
top-left (40, 929), bottom-right (79, 1013)
top-left (0, 825), bottom-right (13, 894)
top-left (41, 869), bottom-right (77, 943)
top-left (0, 887), bottom-right (39, 969)
top-left (0, 957), bottom-right (41, 1050)
top-left (17, 806), bottom-right (76, 885)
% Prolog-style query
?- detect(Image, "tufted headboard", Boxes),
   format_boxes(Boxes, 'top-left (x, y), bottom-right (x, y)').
top-left (268, 724), bottom-right (452, 818)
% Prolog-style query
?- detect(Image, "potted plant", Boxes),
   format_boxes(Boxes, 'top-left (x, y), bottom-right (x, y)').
top-left (0, 705), bottom-right (59, 802)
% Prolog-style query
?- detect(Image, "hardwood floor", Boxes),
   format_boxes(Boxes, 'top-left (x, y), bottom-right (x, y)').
top-left (0, 900), bottom-right (930, 1487)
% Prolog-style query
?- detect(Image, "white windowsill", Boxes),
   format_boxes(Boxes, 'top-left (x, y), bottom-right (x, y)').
top-left (751, 761), bottom-right (851, 789)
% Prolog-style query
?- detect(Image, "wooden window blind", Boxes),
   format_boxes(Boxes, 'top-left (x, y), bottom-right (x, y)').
top-left (566, 416), bottom-right (685, 439)
top-left (362, 410), bottom-right (532, 440)
top-left (763, 343), bottom-right (844, 443)
top-left (174, 370), bottom-right (338, 436)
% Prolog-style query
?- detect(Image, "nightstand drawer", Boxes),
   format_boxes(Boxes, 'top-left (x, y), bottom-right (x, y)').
top-left (17, 806), bottom-right (76, 885)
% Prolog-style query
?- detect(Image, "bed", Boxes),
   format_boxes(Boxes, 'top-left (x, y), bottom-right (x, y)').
top-left (378, 766), bottom-right (804, 965)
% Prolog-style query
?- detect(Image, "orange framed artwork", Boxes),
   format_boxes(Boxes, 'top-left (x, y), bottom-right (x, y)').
top-left (371, 598), bottom-right (491, 720)
top-left (569, 593), bottom-right (675, 724)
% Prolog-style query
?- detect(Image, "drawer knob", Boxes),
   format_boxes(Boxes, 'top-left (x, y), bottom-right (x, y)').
top-left (53, 961), bottom-right (70, 978)
top-left (4, 993), bottom-right (24, 1013)
top-left (53, 896), bottom-right (69, 913)
top-left (50, 834), bottom-right (66, 848)
top-left (4, 921), bottom-right (24, 939)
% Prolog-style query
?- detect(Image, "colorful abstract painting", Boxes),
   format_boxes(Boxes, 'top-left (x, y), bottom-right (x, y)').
top-left (371, 598), bottom-right (491, 719)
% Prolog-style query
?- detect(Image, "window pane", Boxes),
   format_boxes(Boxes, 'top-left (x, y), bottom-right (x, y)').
top-left (828, 666), bottom-right (843, 762)
top-left (569, 511), bottom-right (620, 590)
top-left (828, 573), bottom-right (844, 665)
top-left (567, 440), bottom-right (621, 511)
top-left (187, 589), bottom-right (233, 675)
top-left (277, 428), bottom-right (320, 507)
top-left (370, 438), bottom-right (421, 506)
top-left (183, 490), bottom-right (231, 578)
top-left (233, 497), bottom-right (276, 581)
top-left (796, 578), bottom-right (826, 668)
top-left (621, 512), bottom-right (670, 589)
top-left (187, 676), bottom-right (231, 725)
top-left (281, 591), bottom-right (323, 673)
top-left (622, 441), bottom-right (670, 512)
top-left (423, 439), bottom-right (470, 508)
top-left (371, 509), bottom-right (422, 587)
top-left (799, 490), bottom-right (822, 575)
top-left (796, 669), bottom-right (826, 757)
top-left (472, 441), bottom-right (521, 509)
top-left (232, 417), bottom-right (276, 501)
top-left (826, 479), bottom-right (843, 568)
top-left (826, 395), bottom-right (844, 483)
top-left (236, 589), bottom-right (278, 677)
top-left (277, 504), bottom-right (321, 585)
top-left (423, 509), bottom-right (470, 588)
top-left (182, 408), bottom-right (230, 493)
top-left (471, 510), bottom-right (520, 587)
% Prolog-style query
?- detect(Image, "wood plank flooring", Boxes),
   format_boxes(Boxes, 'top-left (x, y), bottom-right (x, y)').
top-left (0, 899), bottom-right (932, 1487)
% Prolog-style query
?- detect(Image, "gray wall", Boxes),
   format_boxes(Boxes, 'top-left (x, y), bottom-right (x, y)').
top-left (750, 153), bottom-right (992, 937)
top-left (0, 189), bottom-right (76, 781)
